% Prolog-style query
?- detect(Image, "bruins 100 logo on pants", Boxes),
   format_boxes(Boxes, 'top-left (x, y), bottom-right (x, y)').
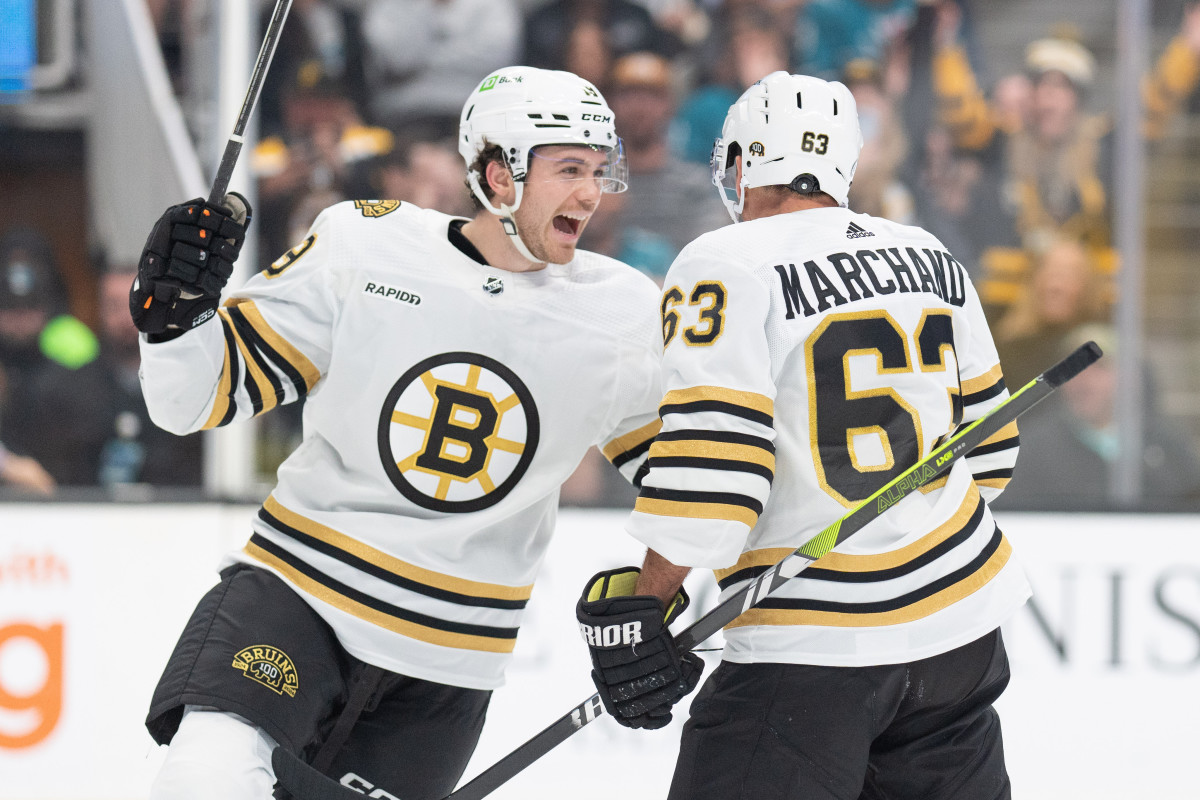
top-left (377, 352), bottom-right (539, 513)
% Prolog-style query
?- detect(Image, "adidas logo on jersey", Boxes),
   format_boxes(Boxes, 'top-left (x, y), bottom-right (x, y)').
top-left (846, 222), bottom-right (875, 239)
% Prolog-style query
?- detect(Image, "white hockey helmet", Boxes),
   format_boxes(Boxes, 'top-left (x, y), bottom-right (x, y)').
top-left (460, 66), bottom-right (626, 215)
top-left (711, 71), bottom-right (863, 222)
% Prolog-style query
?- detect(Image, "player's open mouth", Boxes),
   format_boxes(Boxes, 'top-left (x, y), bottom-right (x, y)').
top-left (553, 214), bottom-right (587, 237)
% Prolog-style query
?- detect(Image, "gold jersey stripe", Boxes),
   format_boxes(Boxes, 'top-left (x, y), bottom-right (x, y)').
top-left (202, 323), bottom-right (237, 430)
top-left (919, 475), bottom-right (950, 495)
top-left (601, 418), bottom-right (662, 462)
top-left (660, 385), bottom-right (774, 418)
top-left (218, 306), bottom-right (278, 415)
top-left (976, 477), bottom-right (1012, 490)
top-left (264, 496), bottom-right (534, 602)
top-left (649, 439), bottom-right (776, 472)
top-left (977, 421), bottom-right (1019, 449)
top-left (635, 495), bottom-right (759, 529)
top-left (244, 542), bottom-right (516, 653)
top-left (225, 298), bottom-right (321, 393)
top-left (960, 364), bottom-right (1004, 397)
top-left (714, 483), bottom-right (981, 581)
top-left (726, 535), bottom-right (1012, 630)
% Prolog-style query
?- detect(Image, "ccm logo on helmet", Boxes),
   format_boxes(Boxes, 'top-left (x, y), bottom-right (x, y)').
top-left (579, 620), bottom-right (643, 647)
top-left (581, 113), bottom-right (612, 122)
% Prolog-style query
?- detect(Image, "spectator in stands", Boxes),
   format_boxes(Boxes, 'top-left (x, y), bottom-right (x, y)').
top-left (0, 439), bottom-right (55, 495)
top-left (997, 325), bottom-right (1200, 511)
top-left (87, 265), bottom-right (204, 488)
top-left (578, 177), bottom-right (677, 282)
top-left (792, 0), bottom-right (918, 80)
top-left (370, 132), bottom-right (474, 218)
top-left (360, 0), bottom-right (521, 133)
top-left (257, 0), bottom-right (370, 138)
top-left (523, 0), bottom-right (680, 90)
top-left (923, 2), bottom-right (1200, 312)
top-left (673, 2), bottom-right (791, 165)
top-left (593, 51), bottom-right (729, 272)
top-left (0, 228), bottom-right (99, 486)
top-left (252, 67), bottom-right (393, 259)
top-left (842, 58), bottom-right (914, 222)
top-left (994, 236), bottom-right (1108, 387)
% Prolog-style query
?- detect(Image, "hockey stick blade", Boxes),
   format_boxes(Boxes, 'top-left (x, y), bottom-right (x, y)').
top-left (271, 342), bottom-right (1101, 800)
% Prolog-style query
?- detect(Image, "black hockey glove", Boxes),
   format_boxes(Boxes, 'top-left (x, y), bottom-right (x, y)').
top-left (576, 567), bottom-right (704, 730)
top-left (130, 193), bottom-right (252, 335)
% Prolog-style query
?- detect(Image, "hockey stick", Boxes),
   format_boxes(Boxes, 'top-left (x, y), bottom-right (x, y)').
top-left (207, 0), bottom-right (293, 205)
top-left (272, 341), bottom-right (1103, 800)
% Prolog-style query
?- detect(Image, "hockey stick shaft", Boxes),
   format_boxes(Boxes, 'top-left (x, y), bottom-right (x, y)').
top-left (207, 0), bottom-right (293, 205)
top-left (272, 342), bottom-right (1102, 800)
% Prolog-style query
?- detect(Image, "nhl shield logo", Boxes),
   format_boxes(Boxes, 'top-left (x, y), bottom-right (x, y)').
top-left (232, 645), bottom-right (299, 697)
top-left (483, 276), bottom-right (504, 295)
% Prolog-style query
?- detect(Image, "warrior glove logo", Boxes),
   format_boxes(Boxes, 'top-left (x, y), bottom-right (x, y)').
top-left (578, 620), bottom-right (644, 648)
top-left (377, 352), bottom-right (539, 513)
top-left (232, 645), bottom-right (299, 697)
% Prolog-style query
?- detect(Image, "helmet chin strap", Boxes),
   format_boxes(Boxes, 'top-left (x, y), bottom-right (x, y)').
top-left (467, 172), bottom-right (560, 266)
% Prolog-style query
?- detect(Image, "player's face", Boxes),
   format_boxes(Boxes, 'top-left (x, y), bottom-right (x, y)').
top-left (513, 145), bottom-right (609, 264)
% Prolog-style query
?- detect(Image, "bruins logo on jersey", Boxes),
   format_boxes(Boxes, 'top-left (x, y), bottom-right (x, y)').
top-left (377, 352), bottom-right (540, 512)
top-left (354, 199), bottom-right (401, 218)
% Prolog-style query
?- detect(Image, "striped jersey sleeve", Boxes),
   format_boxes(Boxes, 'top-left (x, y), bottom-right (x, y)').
top-left (597, 283), bottom-right (668, 488)
top-left (625, 250), bottom-right (777, 569)
top-left (952, 279), bottom-right (1020, 504)
top-left (139, 211), bottom-right (339, 435)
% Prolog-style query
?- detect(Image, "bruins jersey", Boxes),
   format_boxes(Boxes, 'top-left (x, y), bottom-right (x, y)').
top-left (627, 206), bottom-right (1028, 667)
top-left (140, 200), bottom-right (663, 689)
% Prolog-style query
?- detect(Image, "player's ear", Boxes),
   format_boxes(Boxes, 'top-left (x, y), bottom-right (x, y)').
top-left (485, 159), bottom-right (517, 206)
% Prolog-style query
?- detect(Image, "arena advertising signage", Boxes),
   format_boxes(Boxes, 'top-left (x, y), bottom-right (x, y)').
top-left (1, 506), bottom-right (1197, 799)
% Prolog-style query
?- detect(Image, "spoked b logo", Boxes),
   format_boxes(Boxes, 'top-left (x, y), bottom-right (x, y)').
top-left (377, 352), bottom-right (539, 512)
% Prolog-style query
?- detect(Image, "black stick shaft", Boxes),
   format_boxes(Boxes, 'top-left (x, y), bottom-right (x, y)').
top-left (207, 0), bottom-right (293, 205)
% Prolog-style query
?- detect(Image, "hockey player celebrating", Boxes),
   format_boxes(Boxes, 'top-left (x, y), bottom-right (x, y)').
top-left (578, 72), bottom-right (1026, 799)
top-left (132, 67), bottom-right (664, 799)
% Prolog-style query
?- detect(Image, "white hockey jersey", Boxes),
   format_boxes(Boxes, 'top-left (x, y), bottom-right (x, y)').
top-left (627, 206), bottom-right (1029, 667)
top-left (140, 200), bottom-right (663, 689)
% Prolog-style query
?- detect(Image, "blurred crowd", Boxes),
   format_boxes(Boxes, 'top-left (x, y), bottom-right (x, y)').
top-left (3, 0), bottom-right (1200, 509)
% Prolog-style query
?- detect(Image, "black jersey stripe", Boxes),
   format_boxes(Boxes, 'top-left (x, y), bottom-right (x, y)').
top-left (639, 485), bottom-right (764, 515)
top-left (972, 468), bottom-right (1014, 482)
top-left (654, 428), bottom-right (776, 453)
top-left (647, 455), bottom-right (774, 483)
top-left (226, 304), bottom-right (310, 399)
top-left (749, 523), bottom-right (1003, 616)
top-left (610, 436), bottom-right (654, 469)
top-left (659, 399), bottom-right (773, 427)
top-left (206, 317), bottom-right (242, 428)
top-left (716, 492), bottom-right (987, 590)
top-left (962, 378), bottom-right (1006, 406)
top-left (602, 419), bottom-right (661, 468)
top-left (258, 508), bottom-right (528, 610)
top-left (226, 306), bottom-right (285, 413)
top-left (968, 435), bottom-right (1020, 458)
top-left (249, 534), bottom-right (519, 640)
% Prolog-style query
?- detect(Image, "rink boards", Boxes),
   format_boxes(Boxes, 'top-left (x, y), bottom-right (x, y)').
top-left (0, 504), bottom-right (1196, 799)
